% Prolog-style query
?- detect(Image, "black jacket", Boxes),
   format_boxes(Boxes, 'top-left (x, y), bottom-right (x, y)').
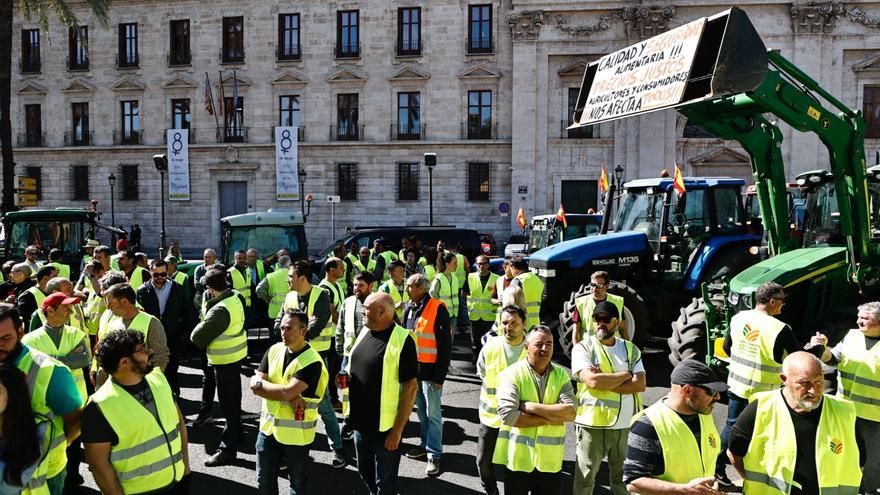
top-left (136, 280), bottom-right (193, 352)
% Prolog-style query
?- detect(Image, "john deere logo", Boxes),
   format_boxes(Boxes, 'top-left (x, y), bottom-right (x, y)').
top-left (830, 438), bottom-right (843, 455)
top-left (708, 433), bottom-right (717, 449)
top-left (743, 324), bottom-right (760, 342)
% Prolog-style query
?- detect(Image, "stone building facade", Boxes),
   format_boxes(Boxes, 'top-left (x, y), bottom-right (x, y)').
top-left (9, 0), bottom-right (880, 253)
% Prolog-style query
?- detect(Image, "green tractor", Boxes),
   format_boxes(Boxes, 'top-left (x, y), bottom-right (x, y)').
top-left (570, 7), bottom-right (880, 370)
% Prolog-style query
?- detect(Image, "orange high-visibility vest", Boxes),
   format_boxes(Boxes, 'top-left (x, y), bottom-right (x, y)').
top-left (414, 298), bottom-right (444, 364)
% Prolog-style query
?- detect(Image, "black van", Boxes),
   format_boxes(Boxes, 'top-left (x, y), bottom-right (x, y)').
top-left (316, 227), bottom-right (483, 262)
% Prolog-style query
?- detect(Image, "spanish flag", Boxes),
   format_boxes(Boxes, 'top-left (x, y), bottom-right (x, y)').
top-left (673, 162), bottom-right (686, 196)
top-left (556, 204), bottom-right (568, 227)
top-left (516, 207), bottom-right (527, 229)
top-left (599, 166), bottom-right (609, 193)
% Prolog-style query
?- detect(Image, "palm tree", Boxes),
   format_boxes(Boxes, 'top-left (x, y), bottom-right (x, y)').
top-left (0, 0), bottom-right (110, 214)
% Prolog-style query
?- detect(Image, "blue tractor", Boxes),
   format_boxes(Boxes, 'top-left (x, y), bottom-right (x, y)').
top-left (530, 176), bottom-right (762, 356)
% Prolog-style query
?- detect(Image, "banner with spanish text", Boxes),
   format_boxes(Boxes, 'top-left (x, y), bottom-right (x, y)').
top-left (166, 129), bottom-right (190, 201)
top-left (275, 127), bottom-right (300, 201)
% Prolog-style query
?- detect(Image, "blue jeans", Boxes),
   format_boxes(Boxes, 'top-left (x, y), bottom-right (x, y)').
top-left (319, 354), bottom-right (343, 452)
top-left (717, 392), bottom-right (749, 473)
top-left (256, 432), bottom-right (310, 495)
top-left (354, 430), bottom-right (401, 495)
top-left (415, 380), bottom-right (444, 460)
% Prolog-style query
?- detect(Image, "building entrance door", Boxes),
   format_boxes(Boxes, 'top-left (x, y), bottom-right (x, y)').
top-left (219, 181), bottom-right (248, 219)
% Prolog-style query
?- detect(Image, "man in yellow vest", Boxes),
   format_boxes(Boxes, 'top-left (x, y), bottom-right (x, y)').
top-left (191, 269), bottom-right (248, 467)
top-left (429, 253), bottom-right (460, 333)
top-left (255, 255), bottom-right (291, 333)
top-left (573, 271), bottom-right (629, 343)
top-left (402, 274), bottom-right (451, 476)
top-left (380, 260), bottom-right (409, 320)
top-left (476, 305), bottom-right (527, 495)
top-left (247, 248), bottom-right (270, 328)
top-left (343, 292), bottom-right (418, 494)
top-left (276, 260), bottom-right (346, 468)
top-left (318, 257), bottom-right (346, 412)
top-left (83, 328), bottom-right (190, 494)
top-left (1, 304), bottom-right (84, 495)
top-left (718, 282), bottom-right (808, 488)
top-left (23, 292), bottom-right (91, 492)
top-left (28, 277), bottom-right (87, 333)
top-left (494, 326), bottom-right (576, 494)
top-left (228, 249), bottom-right (253, 329)
top-left (467, 255), bottom-right (499, 361)
top-left (336, 271), bottom-right (374, 440)
top-left (572, 301), bottom-right (645, 495)
top-left (47, 249), bottom-right (71, 281)
top-left (507, 257), bottom-right (544, 330)
top-left (728, 352), bottom-right (864, 495)
top-left (449, 242), bottom-right (471, 337)
top-left (116, 250), bottom-right (149, 290)
top-left (251, 308), bottom-right (328, 494)
top-left (371, 239), bottom-right (396, 283)
top-left (811, 301), bottom-right (879, 493)
top-left (624, 359), bottom-right (725, 495)
top-left (24, 244), bottom-right (43, 276)
top-left (18, 265), bottom-right (57, 328)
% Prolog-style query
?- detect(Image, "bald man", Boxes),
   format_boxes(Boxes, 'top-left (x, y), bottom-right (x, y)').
top-left (344, 292), bottom-right (419, 495)
top-left (728, 352), bottom-right (864, 494)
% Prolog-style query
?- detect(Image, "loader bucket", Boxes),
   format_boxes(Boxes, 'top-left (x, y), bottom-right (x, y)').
top-left (571, 7), bottom-right (767, 128)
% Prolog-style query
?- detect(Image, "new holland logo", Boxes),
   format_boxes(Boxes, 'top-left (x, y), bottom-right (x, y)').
top-left (829, 438), bottom-right (843, 455)
top-left (708, 433), bottom-right (717, 449)
top-left (743, 324), bottom-right (760, 342)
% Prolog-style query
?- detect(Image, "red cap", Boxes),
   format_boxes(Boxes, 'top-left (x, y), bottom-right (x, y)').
top-left (42, 292), bottom-right (81, 310)
top-left (116, 239), bottom-right (128, 250)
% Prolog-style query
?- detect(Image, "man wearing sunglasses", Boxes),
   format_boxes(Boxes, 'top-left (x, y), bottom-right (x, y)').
top-left (572, 301), bottom-right (645, 495)
top-left (573, 271), bottom-right (628, 344)
top-left (718, 282), bottom-right (812, 490)
top-left (624, 359), bottom-right (726, 495)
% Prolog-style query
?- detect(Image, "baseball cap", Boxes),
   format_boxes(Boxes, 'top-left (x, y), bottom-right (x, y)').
top-left (83, 239), bottom-right (99, 248)
top-left (42, 292), bottom-right (81, 310)
top-left (592, 300), bottom-right (619, 319)
top-left (116, 239), bottom-right (128, 250)
top-left (670, 359), bottom-right (728, 393)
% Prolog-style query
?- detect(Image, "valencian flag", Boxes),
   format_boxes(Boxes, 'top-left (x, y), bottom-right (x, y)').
top-left (516, 207), bottom-right (527, 229)
top-left (673, 162), bottom-right (686, 196)
top-left (204, 73), bottom-right (214, 115)
top-left (599, 166), bottom-right (609, 193)
top-left (556, 204), bottom-right (568, 227)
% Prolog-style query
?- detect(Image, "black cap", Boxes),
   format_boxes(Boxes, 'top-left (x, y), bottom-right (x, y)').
top-left (593, 300), bottom-right (619, 319)
top-left (670, 359), bottom-right (728, 393)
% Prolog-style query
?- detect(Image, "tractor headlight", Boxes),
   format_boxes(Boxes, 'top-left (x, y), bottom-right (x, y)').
top-left (727, 292), bottom-right (740, 306)
top-left (535, 267), bottom-right (556, 278)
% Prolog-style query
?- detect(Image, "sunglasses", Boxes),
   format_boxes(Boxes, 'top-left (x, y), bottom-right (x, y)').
top-left (590, 282), bottom-right (607, 289)
top-left (592, 315), bottom-right (613, 323)
top-left (152, 272), bottom-right (168, 278)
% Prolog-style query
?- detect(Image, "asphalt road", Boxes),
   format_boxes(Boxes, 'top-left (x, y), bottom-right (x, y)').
top-left (74, 331), bottom-right (741, 494)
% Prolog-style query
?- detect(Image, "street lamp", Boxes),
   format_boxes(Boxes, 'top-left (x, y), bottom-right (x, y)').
top-left (424, 153), bottom-right (436, 226)
top-left (614, 164), bottom-right (625, 187)
top-left (297, 168), bottom-right (312, 221)
top-left (153, 154), bottom-right (168, 259)
top-left (108, 174), bottom-right (117, 243)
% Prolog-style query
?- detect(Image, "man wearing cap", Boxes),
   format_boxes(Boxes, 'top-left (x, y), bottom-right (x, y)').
top-left (28, 277), bottom-right (87, 334)
top-left (109, 239), bottom-right (127, 271)
top-left (624, 359), bottom-right (726, 495)
top-left (136, 259), bottom-right (192, 396)
top-left (573, 301), bottom-right (645, 495)
top-left (81, 239), bottom-right (99, 270)
top-left (24, 292), bottom-right (92, 490)
top-left (494, 326), bottom-right (576, 494)
top-left (727, 352), bottom-right (864, 495)
top-left (573, 271), bottom-right (629, 343)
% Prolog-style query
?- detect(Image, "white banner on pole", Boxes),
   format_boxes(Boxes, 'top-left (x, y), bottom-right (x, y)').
top-left (275, 126), bottom-right (299, 201)
top-left (166, 129), bottom-right (190, 201)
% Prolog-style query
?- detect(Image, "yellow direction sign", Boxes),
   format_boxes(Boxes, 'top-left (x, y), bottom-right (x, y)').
top-left (15, 193), bottom-right (37, 207)
top-left (16, 176), bottom-right (37, 191)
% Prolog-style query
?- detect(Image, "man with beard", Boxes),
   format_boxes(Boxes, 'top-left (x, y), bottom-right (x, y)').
top-left (83, 329), bottom-right (190, 495)
top-left (116, 251), bottom-right (149, 290)
top-left (0, 303), bottom-right (84, 495)
top-left (476, 305), bottom-right (527, 495)
top-left (572, 301), bottom-right (645, 495)
top-left (727, 352), bottom-right (864, 495)
top-left (494, 326), bottom-right (576, 495)
top-left (624, 359), bottom-right (726, 495)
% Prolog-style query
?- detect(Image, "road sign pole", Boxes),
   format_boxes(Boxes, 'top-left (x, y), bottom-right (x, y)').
top-left (331, 202), bottom-right (335, 242)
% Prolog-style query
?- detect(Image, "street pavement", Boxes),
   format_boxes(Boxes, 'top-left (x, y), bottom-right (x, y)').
top-left (75, 331), bottom-right (741, 494)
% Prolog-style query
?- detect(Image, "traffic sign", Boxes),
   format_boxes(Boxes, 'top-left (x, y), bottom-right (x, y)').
top-left (327, 195), bottom-right (341, 203)
top-left (16, 176), bottom-right (36, 191)
top-left (15, 193), bottom-right (37, 207)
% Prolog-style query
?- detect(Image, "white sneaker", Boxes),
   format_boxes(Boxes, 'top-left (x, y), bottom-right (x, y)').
top-left (426, 458), bottom-right (440, 477)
